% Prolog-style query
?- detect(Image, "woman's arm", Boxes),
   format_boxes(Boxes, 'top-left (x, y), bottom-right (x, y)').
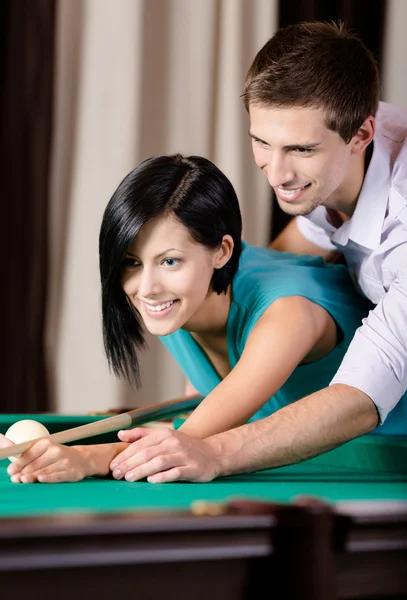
top-left (179, 295), bottom-right (336, 438)
top-left (184, 378), bottom-right (199, 397)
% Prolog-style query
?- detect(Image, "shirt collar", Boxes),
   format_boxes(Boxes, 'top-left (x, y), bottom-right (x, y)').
top-left (332, 132), bottom-right (391, 250)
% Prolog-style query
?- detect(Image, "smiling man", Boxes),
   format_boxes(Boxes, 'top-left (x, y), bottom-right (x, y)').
top-left (109, 21), bottom-right (407, 483)
top-left (244, 20), bottom-right (407, 437)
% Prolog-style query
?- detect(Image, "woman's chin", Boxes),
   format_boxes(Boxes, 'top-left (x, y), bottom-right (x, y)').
top-left (144, 319), bottom-right (182, 337)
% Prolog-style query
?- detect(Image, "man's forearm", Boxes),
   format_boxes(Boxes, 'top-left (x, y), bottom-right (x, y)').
top-left (208, 384), bottom-right (379, 477)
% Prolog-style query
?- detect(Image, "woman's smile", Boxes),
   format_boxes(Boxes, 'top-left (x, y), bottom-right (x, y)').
top-left (140, 299), bottom-right (180, 319)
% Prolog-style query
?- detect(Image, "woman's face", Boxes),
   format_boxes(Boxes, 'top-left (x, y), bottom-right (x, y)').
top-left (121, 214), bottom-right (229, 336)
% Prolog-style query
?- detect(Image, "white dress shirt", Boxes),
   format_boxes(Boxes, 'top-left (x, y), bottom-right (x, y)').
top-left (296, 102), bottom-right (407, 434)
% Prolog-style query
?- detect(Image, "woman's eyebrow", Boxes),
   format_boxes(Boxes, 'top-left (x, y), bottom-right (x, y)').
top-left (154, 248), bottom-right (186, 259)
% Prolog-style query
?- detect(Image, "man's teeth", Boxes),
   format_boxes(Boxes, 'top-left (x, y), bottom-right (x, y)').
top-left (278, 185), bottom-right (307, 195)
top-left (145, 300), bottom-right (174, 313)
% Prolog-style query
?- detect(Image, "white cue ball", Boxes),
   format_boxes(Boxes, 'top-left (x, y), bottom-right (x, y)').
top-left (5, 420), bottom-right (50, 462)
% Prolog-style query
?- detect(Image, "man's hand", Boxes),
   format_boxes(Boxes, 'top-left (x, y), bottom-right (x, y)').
top-left (110, 427), bottom-right (221, 483)
top-left (1, 433), bottom-right (91, 483)
top-left (112, 384), bottom-right (378, 483)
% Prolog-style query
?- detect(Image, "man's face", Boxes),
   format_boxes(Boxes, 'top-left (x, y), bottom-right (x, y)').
top-left (249, 105), bottom-right (354, 216)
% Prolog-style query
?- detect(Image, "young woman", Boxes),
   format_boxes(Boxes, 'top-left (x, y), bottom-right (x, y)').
top-left (2, 154), bottom-right (371, 483)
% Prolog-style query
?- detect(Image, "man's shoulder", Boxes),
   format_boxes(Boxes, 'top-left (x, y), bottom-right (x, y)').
top-left (372, 102), bottom-right (407, 205)
top-left (375, 102), bottom-right (407, 164)
top-left (376, 101), bottom-right (407, 139)
top-left (378, 103), bottom-right (407, 208)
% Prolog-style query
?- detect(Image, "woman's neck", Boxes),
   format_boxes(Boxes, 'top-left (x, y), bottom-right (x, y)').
top-left (186, 286), bottom-right (232, 356)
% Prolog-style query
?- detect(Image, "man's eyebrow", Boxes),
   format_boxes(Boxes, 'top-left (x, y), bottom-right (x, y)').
top-left (284, 142), bottom-right (321, 150)
top-left (248, 131), bottom-right (268, 144)
top-left (248, 131), bottom-right (321, 149)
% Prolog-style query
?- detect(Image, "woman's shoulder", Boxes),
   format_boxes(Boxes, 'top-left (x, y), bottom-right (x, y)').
top-left (238, 241), bottom-right (334, 270)
top-left (234, 242), bottom-right (332, 297)
top-left (233, 242), bottom-right (368, 313)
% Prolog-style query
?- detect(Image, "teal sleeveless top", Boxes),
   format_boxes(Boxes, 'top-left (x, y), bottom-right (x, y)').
top-left (159, 243), bottom-right (385, 428)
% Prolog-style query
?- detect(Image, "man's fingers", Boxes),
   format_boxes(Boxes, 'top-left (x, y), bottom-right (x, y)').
top-left (18, 472), bottom-right (39, 484)
top-left (117, 427), bottom-right (170, 444)
top-left (112, 427), bottom-right (174, 470)
top-left (147, 466), bottom-right (189, 483)
top-left (123, 453), bottom-right (185, 482)
top-left (117, 428), bottom-right (144, 442)
top-left (112, 430), bottom-right (218, 482)
top-left (111, 444), bottom-right (172, 479)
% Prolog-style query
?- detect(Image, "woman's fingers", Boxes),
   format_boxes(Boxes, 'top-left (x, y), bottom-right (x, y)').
top-left (7, 438), bottom-right (51, 476)
top-left (12, 464), bottom-right (80, 484)
top-left (6, 441), bottom-right (88, 483)
top-left (0, 433), bottom-right (13, 448)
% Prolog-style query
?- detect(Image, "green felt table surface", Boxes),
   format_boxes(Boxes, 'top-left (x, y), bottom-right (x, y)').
top-left (0, 414), bottom-right (406, 518)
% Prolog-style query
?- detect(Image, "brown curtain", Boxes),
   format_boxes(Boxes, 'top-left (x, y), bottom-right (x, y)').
top-left (0, 0), bottom-right (56, 413)
top-left (271, 0), bottom-right (387, 241)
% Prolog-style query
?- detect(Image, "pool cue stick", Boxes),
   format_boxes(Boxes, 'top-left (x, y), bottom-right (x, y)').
top-left (0, 395), bottom-right (203, 461)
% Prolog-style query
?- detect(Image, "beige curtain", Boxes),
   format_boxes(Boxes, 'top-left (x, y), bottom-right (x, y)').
top-left (382, 0), bottom-right (407, 107)
top-left (47, 0), bottom-right (277, 414)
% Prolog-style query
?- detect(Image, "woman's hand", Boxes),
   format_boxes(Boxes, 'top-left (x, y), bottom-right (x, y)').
top-left (0, 433), bottom-right (91, 483)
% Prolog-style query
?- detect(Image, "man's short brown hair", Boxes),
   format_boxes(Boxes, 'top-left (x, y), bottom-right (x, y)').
top-left (243, 21), bottom-right (380, 143)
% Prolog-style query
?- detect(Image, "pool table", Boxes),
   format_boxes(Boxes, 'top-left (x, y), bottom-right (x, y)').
top-left (0, 414), bottom-right (407, 600)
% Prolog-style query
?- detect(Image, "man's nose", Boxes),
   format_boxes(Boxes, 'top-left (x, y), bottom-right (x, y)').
top-left (265, 154), bottom-right (295, 188)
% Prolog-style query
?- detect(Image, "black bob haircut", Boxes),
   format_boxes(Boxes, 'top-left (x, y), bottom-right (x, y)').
top-left (99, 154), bottom-right (243, 386)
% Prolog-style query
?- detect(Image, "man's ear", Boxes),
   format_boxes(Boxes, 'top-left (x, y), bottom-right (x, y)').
top-left (351, 115), bottom-right (375, 155)
top-left (214, 235), bottom-right (234, 269)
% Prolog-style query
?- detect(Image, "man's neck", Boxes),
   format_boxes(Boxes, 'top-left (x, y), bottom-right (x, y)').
top-left (324, 142), bottom-right (373, 220)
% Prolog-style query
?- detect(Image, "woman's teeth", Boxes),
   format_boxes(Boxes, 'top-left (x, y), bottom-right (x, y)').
top-left (145, 300), bottom-right (174, 313)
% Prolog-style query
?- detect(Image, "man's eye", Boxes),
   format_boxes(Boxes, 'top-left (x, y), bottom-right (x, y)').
top-left (162, 258), bottom-right (180, 267)
top-left (254, 139), bottom-right (269, 147)
top-left (293, 147), bottom-right (313, 155)
top-left (123, 258), bottom-right (140, 268)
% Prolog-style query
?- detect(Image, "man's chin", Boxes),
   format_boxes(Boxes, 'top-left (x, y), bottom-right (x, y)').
top-left (276, 197), bottom-right (320, 217)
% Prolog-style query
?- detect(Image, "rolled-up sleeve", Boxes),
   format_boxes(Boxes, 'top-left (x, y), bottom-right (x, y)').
top-left (331, 267), bottom-right (407, 422)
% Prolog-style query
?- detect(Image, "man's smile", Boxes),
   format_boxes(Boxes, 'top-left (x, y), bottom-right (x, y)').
top-left (275, 183), bottom-right (312, 202)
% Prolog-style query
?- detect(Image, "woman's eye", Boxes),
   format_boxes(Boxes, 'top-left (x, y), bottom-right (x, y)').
top-left (162, 258), bottom-right (180, 267)
top-left (122, 258), bottom-right (140, 268)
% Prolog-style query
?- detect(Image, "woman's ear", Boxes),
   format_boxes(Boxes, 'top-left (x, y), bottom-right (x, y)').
top-left (214, 235), bottom-right (234, 269)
